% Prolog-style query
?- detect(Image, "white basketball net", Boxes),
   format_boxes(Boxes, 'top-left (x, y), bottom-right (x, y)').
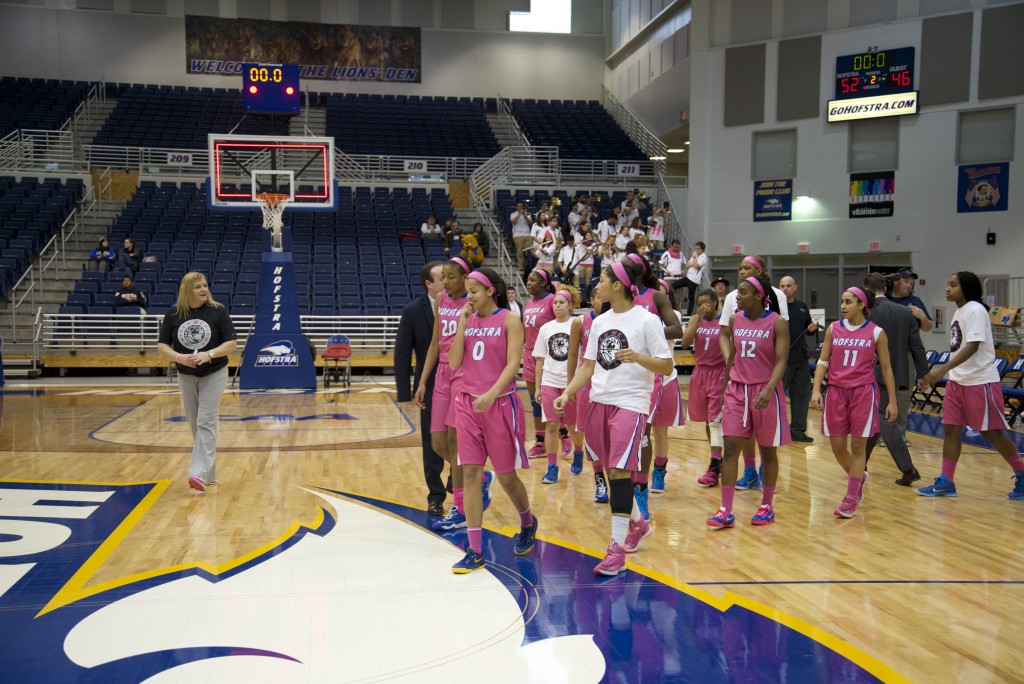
top-left (256, 194), bottom-right (290, 232)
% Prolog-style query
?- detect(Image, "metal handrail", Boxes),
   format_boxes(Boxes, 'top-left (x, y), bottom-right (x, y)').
top-left (601, 86), bottom-right (667, 173)
top-left (495, 93), bottom-right (532, 147)
top-left (9, 267), bottom-right (36, 341)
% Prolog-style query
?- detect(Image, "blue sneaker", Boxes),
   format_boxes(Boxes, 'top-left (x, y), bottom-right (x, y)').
top-left (751, 504), bottom-right (775, 525)
top-left (481, 470), bottom-right (494, 511)
top-left (452, 549), bottom-right (485, 574)
top-left (570, 451), bottom-right (584, 475)
top-left (514, 515), bottom-right (538, 555)
top-left (634, 485), bottom-right (650, 522)
top-left (541, 464), bottom-right (559, 484)
top-left (651, 466), bottom-right (667, 493)
top-left (736, 465), bottom-right (762, 490)
top-left (917, 474), bottom-right (957, 497)
top-left (594, 477), bottom-right (609, 503)
top-left (1010, 473), bottom-right (1024, 500)
top-left (431, 506), bottom-right (467, 531)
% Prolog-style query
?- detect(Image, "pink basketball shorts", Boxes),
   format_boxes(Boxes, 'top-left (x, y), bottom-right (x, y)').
top-left (584, 402), bottom-right (646, 471)
top-left (649, 376), bottom-right (685, 427)
top-left (455, 391), bottom-right (529, 474)
top-left (687, 364), bottom-right (725, 423)
top-left (942, 380), bottom-right (1010, 432)
top-left (541, 384), bottom-right (576, 426)
top-left (722, 380), bottom-right (792, 447)
top-left (822, 384), bottom-right (879, 438)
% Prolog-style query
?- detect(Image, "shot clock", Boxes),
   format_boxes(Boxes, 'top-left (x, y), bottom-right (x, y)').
top-left (826, 47), bottom-right (918, 123)
top-left (242, 63), bottom-right (301, 114)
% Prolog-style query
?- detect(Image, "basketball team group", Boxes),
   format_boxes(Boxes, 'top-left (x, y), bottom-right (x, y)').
top-left (406, 252), bottom-right (1024, 576)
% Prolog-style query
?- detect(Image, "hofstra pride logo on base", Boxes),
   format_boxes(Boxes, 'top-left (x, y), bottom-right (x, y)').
top-left (256, 340), bottom-right (299, 366)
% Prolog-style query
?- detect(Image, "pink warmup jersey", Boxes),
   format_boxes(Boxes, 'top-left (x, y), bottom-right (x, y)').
top-left (730, 310), bottom-right (781, 385)
top-left (437, 291), bottom-right (467, 362)
top-left (633, 287), bottom-right (657, 315)
top-left (461, 308), bottom-right (516, 396)
top-left (827, 320), bottom-right (881, 388)
top-left (523, 294), bottom-right (555, 353)
top-left (578, 311), bottom-right (596, 366)
top-left (693, 316), bottom-right (724, 367)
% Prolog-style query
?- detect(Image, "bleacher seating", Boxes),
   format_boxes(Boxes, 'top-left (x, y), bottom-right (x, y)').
top-left (509, 99), bottom-right (646, 161)
top-left (323, 93), bottom-right (499, 158)
top-left (0, 77), bottom-right (93, 137)
top-left (94, 85), bottom-right (290, 149)
top-left (72, 180), bottom-right (455, 316)
top-left (0, 175), bottom-right (85, 292)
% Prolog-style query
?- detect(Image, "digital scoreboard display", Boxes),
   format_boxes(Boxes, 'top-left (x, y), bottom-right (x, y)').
top-left (835, 47), bottom-right (915, 100)
top-left (242, 63), bottom-right (301, 114)
top-left (827, 47), bottom-right (918, 123)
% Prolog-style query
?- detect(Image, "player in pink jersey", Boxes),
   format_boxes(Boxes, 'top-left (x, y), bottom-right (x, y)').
top-left (708, 275), bottom-right (790, 529)
top-left (915, 271), bottom-right (1024, 500)
top-left (719, 254), bottom-right (790, 491)
top-left (555, 259), bottom-right (674, 576)
top-left (621, 253), bottom-right (683, 516)
top-left (812, 287), bottom-right (898, 518)
top-left (681, 289), bottom-right (727, 486)
top-left (568, 283), bottom-right (609, 503)
top-left (648, 278), bottom-right (686, 495)
top-left (522, 269), bottom-right (561, 458)
top-left (414, 257), bottom-right (495, 532)
top-left (534, 285), bottom-right (583, 485)
top-left (449, 267), bottom-right (537, 573)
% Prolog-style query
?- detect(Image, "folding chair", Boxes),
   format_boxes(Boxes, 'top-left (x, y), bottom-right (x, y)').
top-left (322, 335), bottom-right (352, 388)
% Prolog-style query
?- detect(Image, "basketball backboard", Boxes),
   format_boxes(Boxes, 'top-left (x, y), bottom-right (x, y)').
top-left (207, 134), bottom-right (337, 210)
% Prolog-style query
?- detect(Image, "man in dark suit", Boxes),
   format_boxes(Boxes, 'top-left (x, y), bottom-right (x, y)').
top-left (863, 272), bottom-right (930, 485)
top-left (394, 261), bottom-right (448, 515)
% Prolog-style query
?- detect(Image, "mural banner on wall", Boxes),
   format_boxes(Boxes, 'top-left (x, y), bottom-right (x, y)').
top-left (957, 162), bottom-right (1008, 213)
top-left (753, 179), bottom-right (792, 221)
top-left (849, 171), bottom-right (894, 218)
top-left (185, 16), bottom-right (421, 82)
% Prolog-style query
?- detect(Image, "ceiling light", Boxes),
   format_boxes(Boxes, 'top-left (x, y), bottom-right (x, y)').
top-left (649, 155), bottom-right (667, 161)
top-left (684, 141), bottom-right (690, 145)
top-left (667, 148), bottom-right (685, 153)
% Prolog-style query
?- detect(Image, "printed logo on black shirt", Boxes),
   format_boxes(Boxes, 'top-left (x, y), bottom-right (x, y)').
top-left (178, 319), bottom-right (212, 350)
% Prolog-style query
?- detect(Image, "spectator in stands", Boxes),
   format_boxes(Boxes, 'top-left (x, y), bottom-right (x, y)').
top-left (532, 217), bottom-right (558, 274)
top-left (508, 286), bottom-right (523, 319)
top-left (648, 206), bottom-right (667, 251)
top-left (596, 212), bottom-right (618, 244)
top-left (660, 239), bottom-right (685, 282)
top-left (890, 268), bottom-right (933, 333)
top-left (88, 238), bottom-right (116, 272)
top-left (557, 233), bottom-right (586, 287)
top-left (511, 202), bottom-right (534, 276)
top-left (614, 224), bottom-right (631, 259)
top-left (443, 218), bottom-right (460, 255)
top-left (628, 217), bottom-right (647, 243)
top-left (681, 241), bottom-right (708, 315)
top-left (420, 215), bottom-right (442, 238)
top-left (621, 190), bottom-right (645, 225)
top-left (117, 237), bottom-right (143, 275)
top-left (114, 274), bottom-right (148, 311)
top-left (470, 223), bottom-right (489, 257)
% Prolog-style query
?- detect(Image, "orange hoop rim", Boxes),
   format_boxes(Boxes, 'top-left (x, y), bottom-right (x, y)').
top-left (255, 192), bottom-right (291, 208)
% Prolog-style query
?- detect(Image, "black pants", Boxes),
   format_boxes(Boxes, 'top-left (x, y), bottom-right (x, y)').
top-left (865, 386), bottom-right (914, 473)
top-left (674, 279), bottom-right (699, 315)
top-left (420, 407), bottom-right (446, 505)
top-left (783, 359), bottom-right (812, 435)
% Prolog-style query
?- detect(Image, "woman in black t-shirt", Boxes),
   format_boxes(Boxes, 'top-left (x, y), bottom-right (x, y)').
top-left (157, 272), bottom-right (237, 493)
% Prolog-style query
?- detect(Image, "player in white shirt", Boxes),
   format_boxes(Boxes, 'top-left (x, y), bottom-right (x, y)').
top-left (719, 254), bottom-right (790, 490)
top-left (555, 259), bottom-right (674, 577)
top-left (533, 285), bottom-right (583, 484)
top-left (916, 271), bottom-right (1024, 500)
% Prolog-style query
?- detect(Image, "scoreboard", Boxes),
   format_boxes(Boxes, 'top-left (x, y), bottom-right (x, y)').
top-left (827, 47), bottom-right (918, 123)
top-left (242, 63), bottom-right (301, 115)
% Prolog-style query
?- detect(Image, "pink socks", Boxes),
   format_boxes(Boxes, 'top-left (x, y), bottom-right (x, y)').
top-left (453, 487), bottom-right (464, 514)
top-left (468, 527), bottom-right (482, 554)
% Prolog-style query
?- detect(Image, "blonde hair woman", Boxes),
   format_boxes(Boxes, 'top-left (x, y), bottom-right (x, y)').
top-left (157, 272), bottom-right (237, 492)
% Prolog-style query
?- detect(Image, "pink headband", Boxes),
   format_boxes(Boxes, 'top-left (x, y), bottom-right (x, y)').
top-left (846, 286), bottom-right (871, 314)
top-left (611, 262), bottom-right (640, 299)
top-left (745, 276), bottom-right (766, 299)
top-left (626, 253), bottom-right (648, 274)
top-left (743, 256), bottom-right (764, 270)
top-left (466, 270), bottom-right (494, 291)
top-left (449, 256), bottom-right (470, 274)
top-left (532, 269), bottom-right (550, 284)
top-left (553, 289), bottom-right (573, 303)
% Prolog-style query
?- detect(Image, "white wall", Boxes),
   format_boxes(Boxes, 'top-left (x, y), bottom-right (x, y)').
top-left (687, 10), bottom-right (1024, 346)
top-left (0, 5), bottom-right (605, 100)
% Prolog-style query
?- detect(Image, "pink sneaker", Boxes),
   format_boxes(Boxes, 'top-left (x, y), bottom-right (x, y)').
top-left (187, 475), bottom-right (206, 492)
top-left (706, 507), bottom-right (735, 528)
top-left (527, 442), bottom-right (546, 458)
top-left (594, 542), bottom-right (627, 576)
top-left (561, 435), bottom-right (574, 458)
top-left (622, 518), bottom-right (652, 553)
top-left (834, 496), bottom-right (858, 518)
top-left (696, 468), bottom-right (720, 487)
top-left (751, 504), bottom-right (775, 525)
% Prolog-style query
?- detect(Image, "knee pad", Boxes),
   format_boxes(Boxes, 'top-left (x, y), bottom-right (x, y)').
top-left (530, 396), bottom-right (542, 418)
top-left (609, 478), bottom-right (633, 515)
top-left (709, 421), bottom-right (724, 449)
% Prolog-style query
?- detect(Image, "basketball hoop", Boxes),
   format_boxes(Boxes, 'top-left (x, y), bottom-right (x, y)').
top-left (256, 192), bottom-right (291, 232)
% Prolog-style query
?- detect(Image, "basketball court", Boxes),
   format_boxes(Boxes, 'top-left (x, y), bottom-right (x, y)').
top-left (2, 379), bottom-right (1023, 682)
